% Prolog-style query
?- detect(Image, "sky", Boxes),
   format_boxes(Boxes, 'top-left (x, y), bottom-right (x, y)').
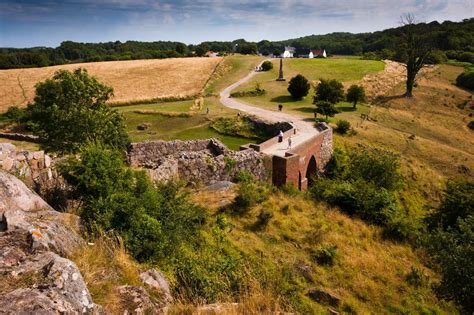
top-left (0, 0), bottom-right (473, 48)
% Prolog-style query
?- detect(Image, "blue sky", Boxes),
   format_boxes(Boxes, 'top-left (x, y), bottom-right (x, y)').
top-left (1, 0), bottom-right (473, 48)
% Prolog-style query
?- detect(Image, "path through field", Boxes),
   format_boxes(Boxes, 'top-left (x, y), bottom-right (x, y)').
top-left (220, 63), bottom-right (320, 157)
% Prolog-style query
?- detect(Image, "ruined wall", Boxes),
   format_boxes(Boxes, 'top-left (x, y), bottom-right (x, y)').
top-left (127, 139), bottom-right (269, 185)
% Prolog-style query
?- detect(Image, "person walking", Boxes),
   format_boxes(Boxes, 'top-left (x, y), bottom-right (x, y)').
top-left (206, 107), bottom-right (209, 115)
top-left (287, 136), bottom-right (292, 150)
top-left (278, 130), bottom-right (284, 143)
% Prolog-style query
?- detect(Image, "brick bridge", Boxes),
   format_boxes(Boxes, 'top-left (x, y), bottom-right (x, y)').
top-left (241, 123), bottom-right (333, 190)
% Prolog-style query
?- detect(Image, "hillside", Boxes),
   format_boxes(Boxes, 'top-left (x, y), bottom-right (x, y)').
top-left (0, 57), bottom-right (222, 112)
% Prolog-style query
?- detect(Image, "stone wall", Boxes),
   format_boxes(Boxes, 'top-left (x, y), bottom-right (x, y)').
top-left (127, 139), bottom-right (269, 185)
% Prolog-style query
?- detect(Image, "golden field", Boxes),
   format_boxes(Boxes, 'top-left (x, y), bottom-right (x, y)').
top-left (0, 57), bottom-right (222, 112)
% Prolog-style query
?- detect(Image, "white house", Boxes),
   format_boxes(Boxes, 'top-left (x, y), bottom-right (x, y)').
top-left (281, 46), bottom-right (295, 58)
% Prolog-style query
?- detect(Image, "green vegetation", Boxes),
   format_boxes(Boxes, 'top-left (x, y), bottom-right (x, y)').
top-left (456, 69), bottom-right (474, 91)
top-left (26, 68), bottom-right (129, 153)
top-left (288, 74), bottom-right (310, 99)
top-left (346, 85), bottom-right (366, 108)
top-left (335, 120), bottom-right (351, 134)
top-left (314, 79), bottom-right (344, 104)
top-left (426, 180), bottom-right (474, 313)
top-left (230, 83), bottom-right (266, 97)
top-left (261, 60), bottom-right (273, 71)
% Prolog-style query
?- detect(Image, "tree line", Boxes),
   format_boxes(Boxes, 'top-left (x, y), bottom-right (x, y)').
top-left (1, 18), bottom-right (472, 69)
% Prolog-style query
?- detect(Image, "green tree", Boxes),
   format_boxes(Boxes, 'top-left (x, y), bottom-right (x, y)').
top-left (346, 85), bottom-right (366, 108)
top-left (287, 74), bottom-right (310, 99)
top-left (456, 70), bottom-right (474, 91)
top-left (27, 68), bottom-right (129, 153)
top-left (314, 79), bottom-right (344, 104)
top-left (315, 101), bottom-right (339, 119)
top-left (261, 60), bottom-right (273, 71)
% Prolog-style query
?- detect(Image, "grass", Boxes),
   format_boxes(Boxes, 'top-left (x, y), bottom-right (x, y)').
top-left (121, 96), bottom-right (256, 150)
top-left (71, 237), bottom-right (143, 313)
top-left (191, 189), bottom-right (457, 314)
top-left (230, 58), bottom-right (384, 118)
top-left (205, 54), bottom-right (265, 95)
top-left (0, 57), bottom-right (222, 112)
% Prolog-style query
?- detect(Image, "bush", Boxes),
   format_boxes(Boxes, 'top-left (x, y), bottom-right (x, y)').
top-left (405, 267), bottom-right (429, 288)
top-left (255, 210), bottom-right (273, 230)
top-left (287, 74), bottom-right (310, 99)
top-left (313, 244), bottom-right (338, 266)
top-left (335, 120), bottom-right (351, 134)
top-left (426, 215), bottom-right (474, 313)
top-left (468, 121), bottom-right (474, 130)
top-left (428, 179), bottom-right (474, 231)
top-left (4, 106), bottom-right (27, 124)
top-left (230, 83), bottom-right (266, 97)
top-left (60, 143), bottom-right (206, 262)
top-left (261, 60), bottom-right (273, 71)
top-left (233, 180), bottom-right (271, 214)
top-left (27, 68), bottom-right (129, 153)
top-left (456, 70), bottom-right (474, 91)
top-left (425, 50), bottom-right (448, 64)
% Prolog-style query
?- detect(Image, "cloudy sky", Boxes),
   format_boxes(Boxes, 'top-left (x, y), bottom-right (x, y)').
top-left (1, 0), bottom-right (473, 48)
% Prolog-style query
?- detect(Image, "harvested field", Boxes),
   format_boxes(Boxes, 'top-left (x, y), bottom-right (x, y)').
top-left (0, 57), bottom-right (222, 112)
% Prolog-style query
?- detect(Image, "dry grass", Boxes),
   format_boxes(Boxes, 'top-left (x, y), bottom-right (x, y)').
top-left (0, 57), bottom-right (222, 112)
top-left (205, 190), bottom-right (457, 314)
top-left (71, 236), bottom-right (142, 313)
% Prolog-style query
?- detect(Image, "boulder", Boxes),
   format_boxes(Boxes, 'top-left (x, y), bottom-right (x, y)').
top-left (0, 170), bottom-right (100, 314)
top-left (139, 269), bottom-right (173, 304)
top-left (307, 288), bottom-right (341, 307)
top-left (117, 285), bottom-right (160, 315)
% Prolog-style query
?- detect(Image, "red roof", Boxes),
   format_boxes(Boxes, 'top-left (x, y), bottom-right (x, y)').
top-left (312, 49), bottom-right (325, 56)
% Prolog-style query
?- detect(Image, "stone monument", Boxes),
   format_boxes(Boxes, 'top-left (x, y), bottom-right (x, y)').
top-left (276, 58), bottom-right (285, 81)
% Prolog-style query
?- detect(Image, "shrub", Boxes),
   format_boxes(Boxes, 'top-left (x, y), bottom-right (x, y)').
top-left (468, 121), bottom-right (474, 130)
top-left (230, 83), bottom-right (266, 97)
top-left (287, 74), bottom-right (310, 99)
top-left (428, 179), bottom-right (474, 231)
top-left (233, 180), bottom-right (271, 214)
top-left (313, 244), bottom-right (338, 266)
top-left (426, 215), bottom-right (474, 313)
top-left (60, 144), bottom-right (206, 262)
top-left (4, 106), bottom-right (27, 124)
top-left (346, 85), bottom-right (366, 108)
top-left (255, 210), bottom-right (273, 230)
top-left (335, 120), bottom-right (351, 134)
top-left (425, 50), bottom-right (448, 64)
top-left (234, 170), bottom-right (255, 183)
top-left (314, 79), bottom-right (344, 104)
top-left (456, 70), bottom-right (474, 91)
top-left (27, 68), bottom-right (129, 153)
top-left (405, 267), bottom-right (429, 288)
top-left (261, 60), bottom-right (273, 71)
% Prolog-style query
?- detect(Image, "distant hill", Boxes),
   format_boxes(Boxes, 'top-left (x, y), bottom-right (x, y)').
top-left (1, 18), bottom-right (472, 69)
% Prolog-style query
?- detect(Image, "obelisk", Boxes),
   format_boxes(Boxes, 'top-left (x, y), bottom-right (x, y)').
top-left (276, 58), bottom-right (285, 81)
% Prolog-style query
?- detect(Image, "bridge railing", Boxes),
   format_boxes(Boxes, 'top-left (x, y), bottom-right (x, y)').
top-left (240, 124), bottom-right (297, 152)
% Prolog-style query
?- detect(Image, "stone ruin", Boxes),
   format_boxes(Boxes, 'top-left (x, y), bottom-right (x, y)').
top-left (127, 139), bottom-right (270, 185)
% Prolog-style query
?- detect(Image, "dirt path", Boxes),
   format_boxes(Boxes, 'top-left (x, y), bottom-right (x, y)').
top-left (219, 64), bottom-right (320, 157)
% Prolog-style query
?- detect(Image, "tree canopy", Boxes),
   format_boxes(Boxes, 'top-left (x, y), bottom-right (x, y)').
top-left (288, 74), bottom-right (310, 99)
top-left (314, 79), bottom-right (344, 104)
top-left (27, 68), bottom-right (130, 153)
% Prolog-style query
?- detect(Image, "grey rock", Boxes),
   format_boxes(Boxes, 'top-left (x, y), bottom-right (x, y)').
top-left (117, 285), bottom-right (160, 315)
top-left (0, 143), bottom-right (16, 152)
top-left (206, 181), bottom-right (236, 192)
top-left (307, 288), bottom-right (341, 307)
top-left (140, 269), bottom-right (172, 304)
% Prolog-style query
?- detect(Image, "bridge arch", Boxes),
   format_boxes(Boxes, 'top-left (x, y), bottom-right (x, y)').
top-left (305, 155), bottom-right (317, 187)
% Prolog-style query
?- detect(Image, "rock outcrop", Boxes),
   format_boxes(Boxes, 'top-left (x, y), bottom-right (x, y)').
top-left (0, 170), bottom-right (101, 314)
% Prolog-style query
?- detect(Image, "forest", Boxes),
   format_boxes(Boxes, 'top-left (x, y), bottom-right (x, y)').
top-left (0, 18), bottom-right (472, 69)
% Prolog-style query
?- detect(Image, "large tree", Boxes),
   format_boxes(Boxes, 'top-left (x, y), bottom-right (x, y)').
top-left (314, 79), bottom-right (344, 104)
top-left (27, 68), bottom-right (129, 153)
top-left (399, 14), bottom-right (433, 97)
top-left (346, 85), bottom-right (366, 109)
top-left (288, 74), bottom-right (310, 99)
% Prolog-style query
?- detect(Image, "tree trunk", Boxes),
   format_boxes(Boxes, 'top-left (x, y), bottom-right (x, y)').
top-left (353, 101), bottom-right (357, 109)
top-left (405, 70), bottom-right (416, 98)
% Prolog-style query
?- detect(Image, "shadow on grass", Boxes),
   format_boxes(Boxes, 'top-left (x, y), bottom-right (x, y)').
top-left (294, 107), bottom-right (316, 113)
top-left (373, 94), bottom-right (406, 107)
top-left (336, 105), bottom-right (357, 112)
top-left (270, 95), bottom-right (297, 103)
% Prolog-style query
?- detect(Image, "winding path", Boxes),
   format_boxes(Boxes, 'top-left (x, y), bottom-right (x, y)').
top-left (219, 62), bottom-right (320, 157)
